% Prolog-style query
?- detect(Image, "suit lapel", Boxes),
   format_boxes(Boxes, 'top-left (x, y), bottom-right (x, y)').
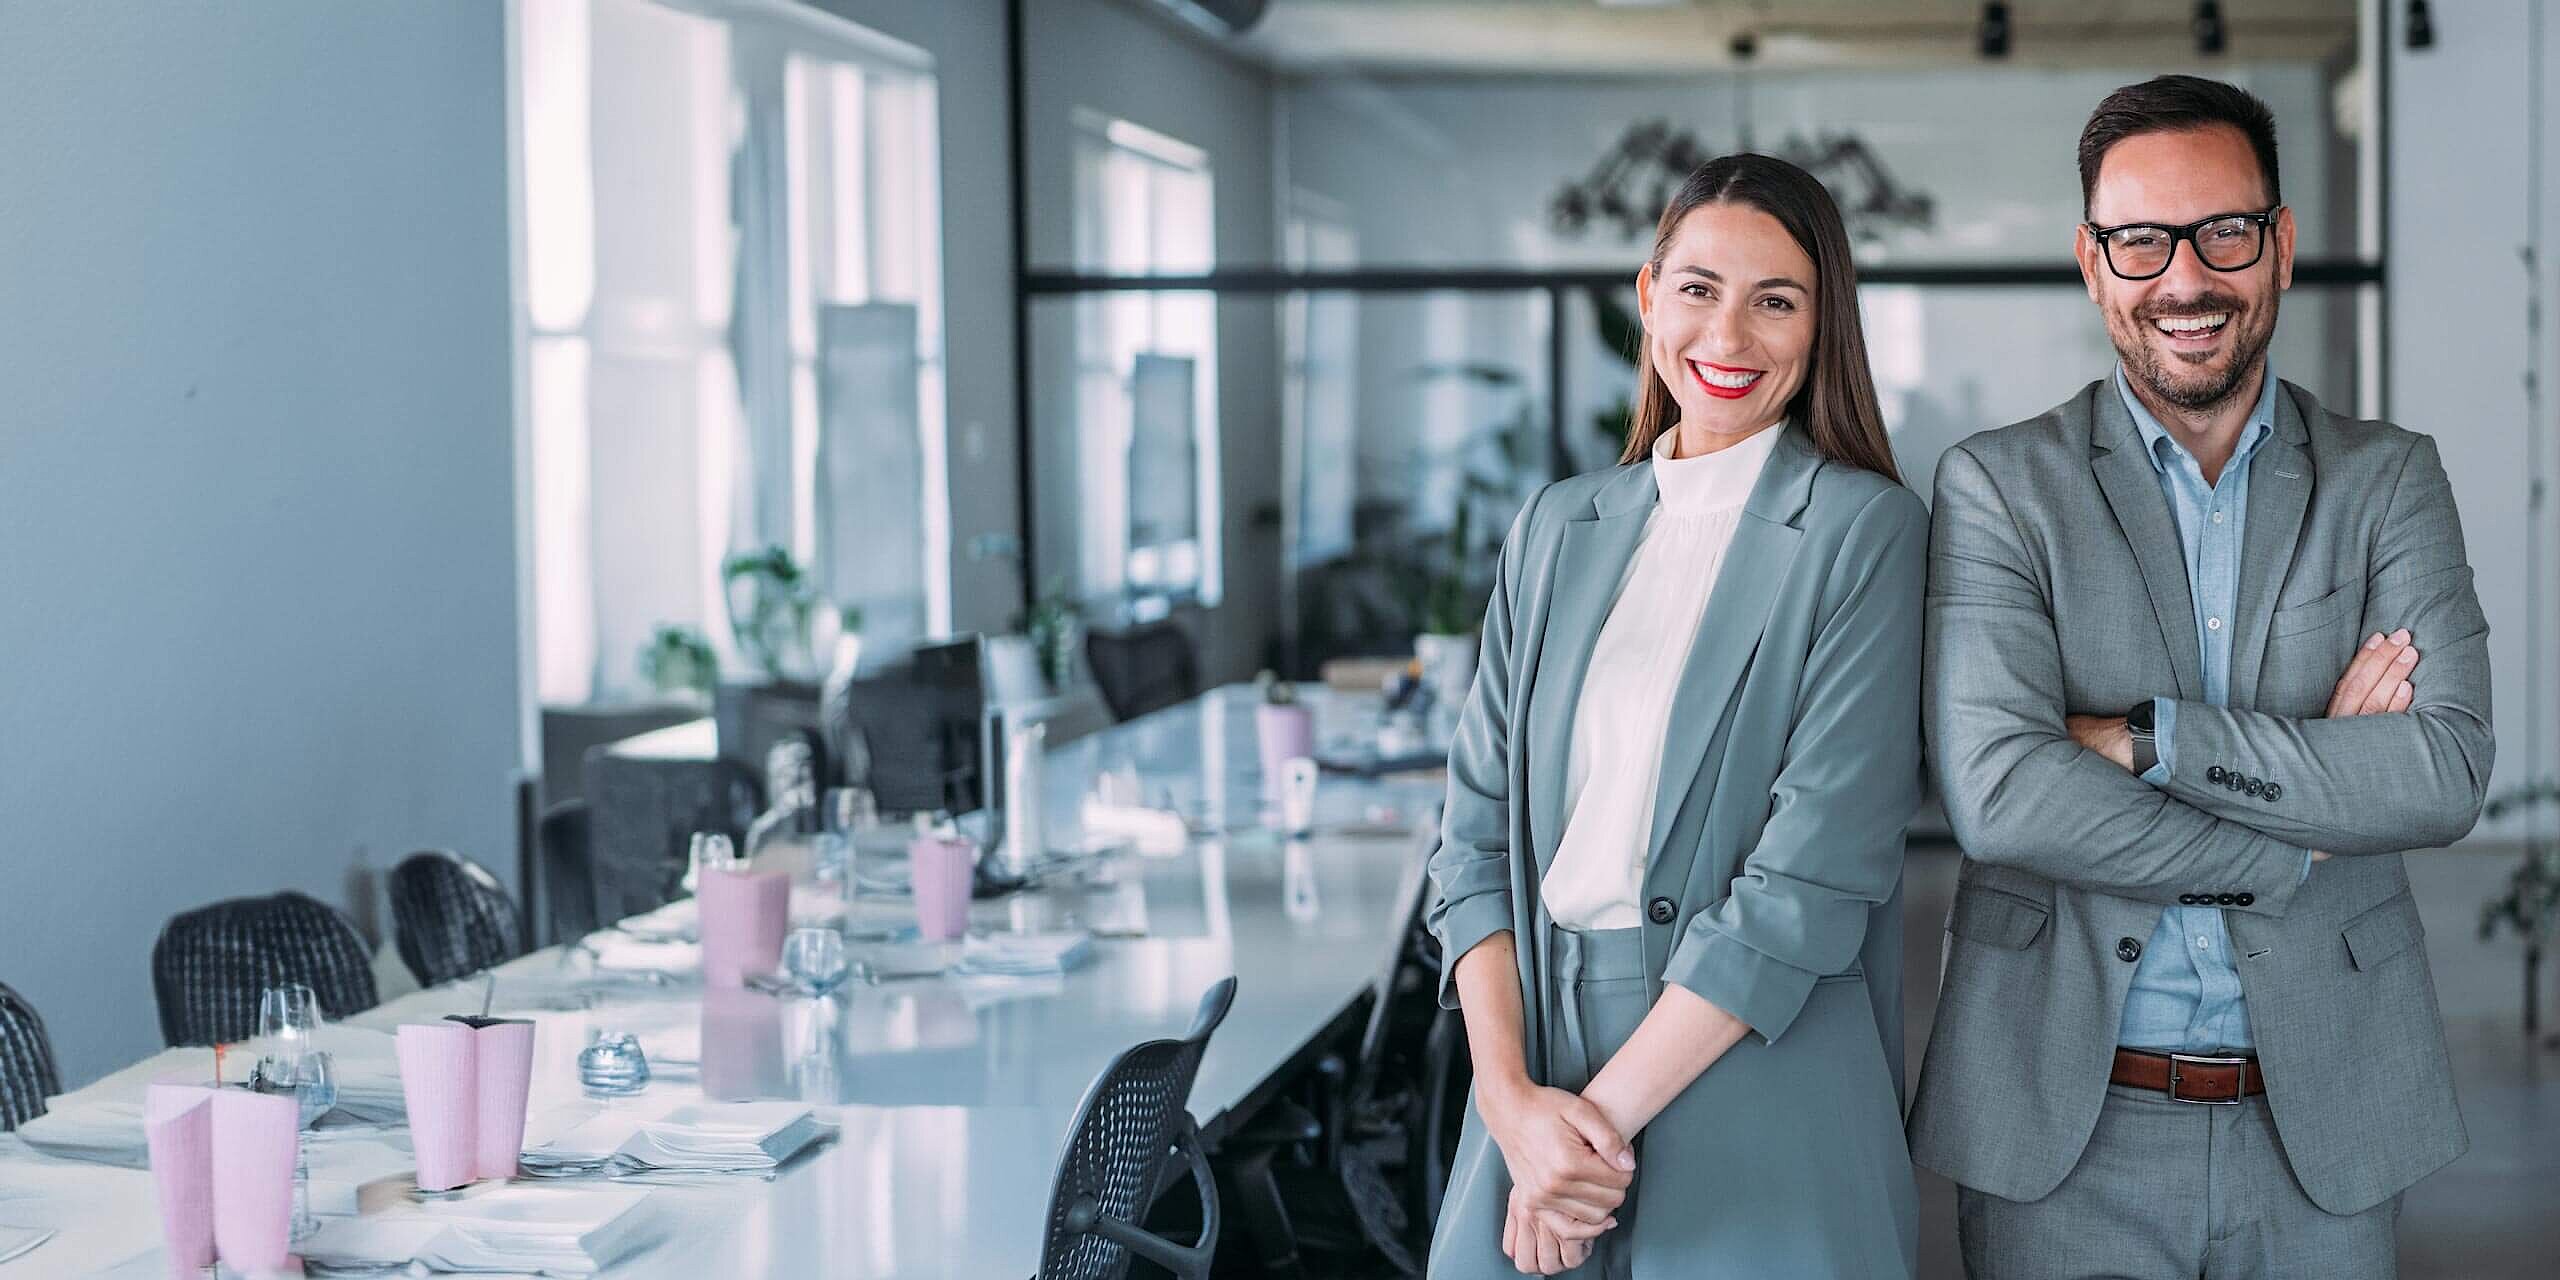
top-left (1527, 463), bottom-right (1655, 863)
top-left (2227, 384), bottom-right (2315, 707)
top-left (2090, 385), bottom-right (2208, 702)
top-left (1644, 426), bottom-right (1815, 864)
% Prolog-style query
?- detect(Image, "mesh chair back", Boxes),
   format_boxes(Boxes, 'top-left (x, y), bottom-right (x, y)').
top-left (388, 850), bottom-right (524, 989)
top-left (0, 981), bottom-right (62, 1132)
top-left (580, 752), bottom-right (761, 925)
top-left (1038, 977), bottom-right (1236, 1280)
top-left (151, 892), bottom-right (379, 1047)
top-left (538, 798), bottom-right (597, 946)
top-left (1084, 621), bottom-right (1200, 724)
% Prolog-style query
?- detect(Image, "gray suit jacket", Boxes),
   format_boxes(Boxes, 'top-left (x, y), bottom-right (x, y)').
top-left (1908, 378), bottom-right (2492, 1216)
top-left (1426, 423), bottom-right (1927, 1272)
top-left (1427, 422), bottom-right (1923, 1082)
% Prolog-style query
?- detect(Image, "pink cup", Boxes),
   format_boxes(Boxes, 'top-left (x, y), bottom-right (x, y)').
top-left (699, 866), bottom-right (791, 987)
top-left (1255, 702), bottom-right (1315, 803)
top-left (471, 1020), bottom-right (535, 1181)
top-left (397, 1021), bottom-right (481, 1192)
top-left (209, 1086), bottom-right (299, 1272)
top-left (143, 1081), bottom-right (216, 1278)
top-left (909, 833), bottom-right (977, 942)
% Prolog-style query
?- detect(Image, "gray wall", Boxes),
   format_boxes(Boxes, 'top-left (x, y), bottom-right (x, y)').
top-left (0, 2), bottom-right (524, 1084)
top-left (810, 0), bottom-right (1025, 636)
top-left (2387, 0), bottom-right (2560, 842)
top-left (1022, 0), bottom-right (1286, 683)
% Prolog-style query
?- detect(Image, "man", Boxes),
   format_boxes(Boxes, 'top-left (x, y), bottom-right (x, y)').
top-left (1911, 74), bottom-right (2492, 1279)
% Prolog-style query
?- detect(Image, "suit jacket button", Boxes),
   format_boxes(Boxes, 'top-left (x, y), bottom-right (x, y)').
top-left (2177, 894), bottom-right (2198, 905)
top-left (2237, 893), bottom-right (2256, 906)
top-left (2264, 783), bottom-right (2282, 801)
top-left (2207, 766), bottom-right (2228, 784)
top-left (1647, 897), bottom-right (1676, 925)
top-left (2117, 937), bottom-right (2143, 963)
top-left (2228, 772), bottom-right (2247, 792)
top-left (2244, 778), bottom-right (2263, 796)
top-left (2216, 893), bottom-right (2238, 906)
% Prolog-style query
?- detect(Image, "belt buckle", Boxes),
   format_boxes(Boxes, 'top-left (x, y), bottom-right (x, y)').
top-left (2166, 1052), bottom-right (2250, 1106)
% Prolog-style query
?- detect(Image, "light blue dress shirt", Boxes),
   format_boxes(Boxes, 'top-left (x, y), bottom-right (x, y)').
top-left (2114, 361), bottom-right (2278, 1052)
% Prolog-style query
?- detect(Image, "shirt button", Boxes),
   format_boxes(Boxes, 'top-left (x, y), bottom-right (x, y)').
top-left (2196, 936), bottom-right (2212, 950)
top-left (2211, 510), bottom-right (2225, 524)
top-left (2207, 616), bottom-right (2223, 631)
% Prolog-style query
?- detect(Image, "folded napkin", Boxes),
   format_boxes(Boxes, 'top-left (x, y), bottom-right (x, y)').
top-left (1078, 799), bottom-right (1190, 855)
top-left (520, 1102), bottom-right (831, 1181)
top-left (298, 1185), bottom-right (658, 1277)
top-left (17, 1097), bottom-right (151, 1167)
top-left (578, 933), bottom-right (701, 977)
top-left (953, 931), bottom-right (1094, 978)
top-left (0, 1225), bottom-right (53, 1266)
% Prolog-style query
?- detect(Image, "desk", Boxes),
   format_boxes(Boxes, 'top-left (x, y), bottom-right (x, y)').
top-left (4, 686), bottom-right (1444, 1277)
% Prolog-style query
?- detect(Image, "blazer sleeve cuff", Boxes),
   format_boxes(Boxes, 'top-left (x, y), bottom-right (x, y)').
top-left (1661, 926), bottom-right (1819, 1044)
top-left (1432, 893), bottom-right (1514, 1010)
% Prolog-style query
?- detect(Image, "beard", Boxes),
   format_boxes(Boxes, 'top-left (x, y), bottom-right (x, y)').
top-left (2111, 284), bottom-right (2279, 413)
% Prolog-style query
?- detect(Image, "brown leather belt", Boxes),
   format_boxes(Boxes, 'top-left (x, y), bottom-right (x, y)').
top-left (2111, 1047), bottom-right (2266, 1105)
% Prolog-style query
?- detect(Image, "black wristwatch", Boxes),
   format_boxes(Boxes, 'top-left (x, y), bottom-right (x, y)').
top-left (2125, 699), bottom-right (2160, 776)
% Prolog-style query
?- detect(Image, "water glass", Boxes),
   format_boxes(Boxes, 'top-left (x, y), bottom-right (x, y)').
top-left (782, 927), bottom-right (850, 994)
top-left (577, 1030), bottom-right (651, 1098)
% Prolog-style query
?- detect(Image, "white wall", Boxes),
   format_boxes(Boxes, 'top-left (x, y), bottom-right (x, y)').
top-left (2386, 0), bottom-right (2560, 842)
top-left (0, 2), bottom-right (523, 1084)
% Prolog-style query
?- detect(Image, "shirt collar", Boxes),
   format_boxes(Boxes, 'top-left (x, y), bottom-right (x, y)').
top-left (1653, 420), bottom-right (1784, 515)
top-left (2114, 361), bottom-right (2277, 476)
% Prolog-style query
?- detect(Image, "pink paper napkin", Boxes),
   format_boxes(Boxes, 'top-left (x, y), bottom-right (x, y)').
top-left (699, 866), bottom-right (790, 987)
top-left (397, 1021), bottom-right (480, 1192)
top-left (209, 1086), bottom-right (299, 1272)
top-left (909, 833), bottom-right (976, 942)
top-left (472, 1020), bottom-right (535, 1181)
top-left (1255, 702), bottom-right (1315, 802)
top-left (143, 1081), bottom-right (217, 1278)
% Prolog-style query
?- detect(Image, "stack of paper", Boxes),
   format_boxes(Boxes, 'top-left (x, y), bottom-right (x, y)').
top-left (520, 1102), bottom-right (831, 1181)
top-left (953, 931), bottom-right (1095, 978)
top-left (298, 1186), bottom-right (658, 1276)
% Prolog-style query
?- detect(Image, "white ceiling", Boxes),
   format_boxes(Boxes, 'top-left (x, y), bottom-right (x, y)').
top-left (1230, 1), bottom-right (2362, 75)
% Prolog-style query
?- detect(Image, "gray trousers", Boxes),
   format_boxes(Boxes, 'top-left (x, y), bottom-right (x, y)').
top-left (1958, 1084), bottom-right (2399, 1280)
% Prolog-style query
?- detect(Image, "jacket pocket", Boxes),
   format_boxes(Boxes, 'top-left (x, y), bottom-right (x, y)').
top-left (2270, 581), bottom-right (2363, 639)
top-left (1947, 886), bottom-right (2049, 951)
top-left (2343, 891), bottom-right (2426, 971)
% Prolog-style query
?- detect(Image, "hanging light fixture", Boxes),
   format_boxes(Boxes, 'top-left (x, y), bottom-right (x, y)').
top-left (2193, 1), bottom-right (2227, 56)
top-left (1978, 2), bottom-right (2012, 59)
top-left (2406, 0), bottom-right (2436, 50)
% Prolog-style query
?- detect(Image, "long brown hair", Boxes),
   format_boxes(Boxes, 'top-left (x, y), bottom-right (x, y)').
top-left (1618, 154), bottom-right (1902, 484)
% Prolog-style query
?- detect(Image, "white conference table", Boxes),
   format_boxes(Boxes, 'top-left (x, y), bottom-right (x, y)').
top-left (0, 685), bottom-right (1446, 1277)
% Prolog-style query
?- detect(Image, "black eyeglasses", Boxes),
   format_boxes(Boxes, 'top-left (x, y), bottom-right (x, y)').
top-left (2085, 208), bottom-right (2279, 280)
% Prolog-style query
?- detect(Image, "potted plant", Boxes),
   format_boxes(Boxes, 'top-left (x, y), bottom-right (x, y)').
top-left (1017, 579), bottom-right (1083, 691)
top-left (637, 624), bottom-right (717, 705)
top-left (2477, 783), bottom-right (2560, 1041)
top-left (721, 544), bottom-right (821, 682)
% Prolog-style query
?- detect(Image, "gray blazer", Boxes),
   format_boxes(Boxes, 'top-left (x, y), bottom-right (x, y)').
top-left (1909, 378), bottom-right (2492, 1216)
top-left (1426, 421), bottom-right (1924, 1094)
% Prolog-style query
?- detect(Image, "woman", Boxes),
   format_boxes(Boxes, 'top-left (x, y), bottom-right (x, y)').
top-left (1427, 154), bottom-right (1923, 1278)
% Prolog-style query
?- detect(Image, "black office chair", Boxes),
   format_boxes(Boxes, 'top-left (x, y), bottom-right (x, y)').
top-left (151, 891), bottom-right (380, 1047)
top-left (387, 850), bottom-right (524, 989)
top-left (1036, 977), bottom-right (1236, 1280)
top-left (828, 666), bottom-right (984, 817)
top-left (580, 751), bottom-right (761, 925)
top-left (1085, 620), bottom-right (1200, 724)
top-left (538, 798), bottom-right (597, 946)
top-left (0, 981), bottom-right (62, 1132)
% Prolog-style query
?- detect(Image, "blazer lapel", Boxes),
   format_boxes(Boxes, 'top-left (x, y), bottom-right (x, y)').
top-left (1644, 426), bottom-right (1814, 864)
top-left (2090, 386), bottom-right (2208, 702)
top-left (1527, 463), bottom-right (1655, 865)
top-left (2227, 383), bottom-right (2315, 706)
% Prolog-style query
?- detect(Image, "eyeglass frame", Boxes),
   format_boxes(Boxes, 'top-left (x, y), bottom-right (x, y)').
top-left (2083, 207), bottom-right (2283, 281)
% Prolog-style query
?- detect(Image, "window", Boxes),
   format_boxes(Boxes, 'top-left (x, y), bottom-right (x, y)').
top-left (514, 0), bottom-right (945, 705)
top-left (1070, 114), bottom-right (1221, 609)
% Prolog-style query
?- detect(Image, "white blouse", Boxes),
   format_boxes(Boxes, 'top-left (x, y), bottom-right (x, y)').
top-left (1539, 421), bottom-right (1783, 930)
